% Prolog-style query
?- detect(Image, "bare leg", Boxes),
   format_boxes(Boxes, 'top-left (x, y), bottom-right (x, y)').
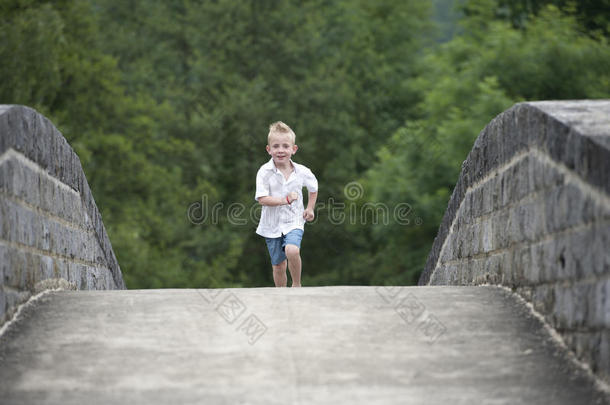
top-left (285, 245), bottom-right (302, 287)
top-left (272, 260), bottom-right (287, 287)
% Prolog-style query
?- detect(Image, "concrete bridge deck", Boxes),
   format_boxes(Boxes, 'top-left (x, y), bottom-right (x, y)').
top-left (0, 286), bottom-right (608, 404)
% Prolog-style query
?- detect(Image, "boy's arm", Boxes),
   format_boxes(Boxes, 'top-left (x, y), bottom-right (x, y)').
top-left (303, 191), bottom-right (318, 221)
top-left (258, 192), bottom-right (298, 206)
top-left (306, 191), bottom-right (318, 210)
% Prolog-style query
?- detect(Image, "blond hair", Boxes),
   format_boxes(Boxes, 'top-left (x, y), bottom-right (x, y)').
top-left (268, 121), bottom-right (296, 144)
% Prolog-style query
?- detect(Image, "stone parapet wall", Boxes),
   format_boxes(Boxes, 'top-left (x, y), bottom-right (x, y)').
top-left (0, 105), bottom-right (125, 327)
top-left (419, 100), bottom-right (610, 384)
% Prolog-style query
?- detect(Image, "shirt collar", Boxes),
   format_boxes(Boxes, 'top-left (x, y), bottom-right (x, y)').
top-left (265, 158), bottom-right (298, 174)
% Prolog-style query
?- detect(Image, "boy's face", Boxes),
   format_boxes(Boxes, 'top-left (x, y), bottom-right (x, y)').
top-left (266, 133), bottom-right (298, 164)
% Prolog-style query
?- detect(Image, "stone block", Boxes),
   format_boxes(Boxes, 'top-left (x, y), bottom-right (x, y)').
top-left (499, 250), bottom-right (513, 284)
top-left (89, 267), bottom-right (103, 290)
top-left (529, 241), bottom-right (546, 283)
top-left (503, 252), bottom-right (517, 286)
top-left (481, 218), bottom-right (493, 253)
top-left (471, 222), bottom-right (482, 256)
top-left (538, 237), bottom-right (565, 283)
top-left (433, 264), bottom-right (452, 285)
top-left (555, 238), bottom-right (571, 282)
top-left (486, 175), bottom-right (498, 212)
top-left (469, 187), bottom-right (483, 218)
top-left (566, 184), bottom-right (596, 226)
top-left (515, 157), bottom-right (532, 201)
top-left (507, 205), bottom-right (522, 244)
top-left (52, 258), bottom-right (66, 282)
top-left (93, 268), bottom-right (105, 290)
top-left (531, 155), bottom-right (546, 191)
top-left (554, 229), bottom-right (595, 282)
top-left (0, 160), bottom-right (12, 194)
top-left (599, 331), bottom-right (610, 381)
top-left (566, 223), bottom-right (605, 280)
top-left (440, 241), bottom-right (453, 263)
top-left (460, 191), bottom-right (472, 223)
top-left (67, 261), bottom-right (82, 289)
top-left (542, 157), bottom-right (565, 188)
top-left (481, 183), bottom-right (494, 216)
top-left (0, 244), bottom-right (5, 285)
top-left (446, 234), bottom-right (457, 261)
top-left (106, 270), bottom-right (114, 289)
top-left (81, 267), bottom-right (92, 290)
top-left (429, 267), bottom-right (443, 285)
top-left (4, 159), bottom-right (27, 203)
top-left (39, 255), bottom-right (53, 281)
top-left (552, 284), bottom-right (571, 330)
top-left (521, 246), bottom-right (540, 285)
top-left (483, 253), bottom-right (502, 284)
top-left (531, 284), bottom-right (554, 315)
top-left (517, 200), bottom-right (543, 243)
top-left (445, 264), bottom-right (458, 285)
top-left (1, 199), bottom-right (15, 243)
top-left (4, 247), bottom-right (25, 289)
top-left (90, 233), bottom-right (107, 266)
top-left (455, 227), bottom-right (468, 258)
top-left (544, 186), bottom-right (568, 234)
top-left (532, 240), bottom-right (557, 282)
top-left (526, 154), bottom-right (538, 195)
top-left (98, 269), bottom-right (111, 290)
top-left (39, 172), bottom-right (55, 212)
top-left (457, 224), bottom-right (468, 258)
top-left (3, 201), bottom-right (38, 249)
top-left (24, 252), bottom-right (40, 289)
top-left (460, 259), bottom-right (474, 285)
top-left (80, 264), bottom-right (89, 289)
top-left (0, 286), bottom-right (5, 324)
top-left (553, 282), bottom-right (592, 330)
top-left (545, 184), bottom-right (590, 234)
top-left (491, 210), bottom-right (510, 249)
top-left (500, 171), bottom-right (513, 207)
top-left (515, 247), bottom-right (530, 284)
top-left (592, 278), bottom-right (610, 328)
top-left (593, 223), bottom-right (610, 277)
top-left (89, 267), bottom-right (100, 290)
top-left (43, 219), bottom-right (93, 263)
top-left (571, 282), bottom-right (592, 329)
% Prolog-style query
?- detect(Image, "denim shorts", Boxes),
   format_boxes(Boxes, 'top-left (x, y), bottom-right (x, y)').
top-left (264, 229), bottom-right (304, 265)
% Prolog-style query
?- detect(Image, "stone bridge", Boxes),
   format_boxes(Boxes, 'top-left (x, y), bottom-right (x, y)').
top-left (0, 102), bottom-right (608, 404)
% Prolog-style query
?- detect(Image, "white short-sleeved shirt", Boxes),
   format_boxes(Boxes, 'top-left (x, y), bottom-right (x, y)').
top-left (255, 158), bottom-right (318, 238)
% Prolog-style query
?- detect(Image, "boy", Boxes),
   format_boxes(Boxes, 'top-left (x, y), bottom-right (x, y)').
top-left (255, 121), bottom-right (318, 287)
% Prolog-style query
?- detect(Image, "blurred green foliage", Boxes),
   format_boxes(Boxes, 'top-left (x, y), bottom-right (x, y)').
top-left (1, 0), bottom-right (608, 287)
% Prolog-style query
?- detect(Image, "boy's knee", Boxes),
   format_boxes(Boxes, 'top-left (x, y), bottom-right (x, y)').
top-left (272, 260), bottom-right (287, 271)
top-left (285, 244), bottom-right (300, 258)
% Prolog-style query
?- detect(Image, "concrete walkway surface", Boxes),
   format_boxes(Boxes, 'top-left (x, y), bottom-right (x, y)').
top-left (0, 286), bottom-right (608, 404)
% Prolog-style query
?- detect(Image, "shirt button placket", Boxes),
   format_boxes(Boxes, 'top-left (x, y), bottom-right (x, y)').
top-left (280, 173), bottom-right (287, 230)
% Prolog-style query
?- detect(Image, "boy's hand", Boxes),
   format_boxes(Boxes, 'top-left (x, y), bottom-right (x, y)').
top-left (303, 208), bottom-right (315, 222)
top-left (287, 191), bottom-right (298, 203)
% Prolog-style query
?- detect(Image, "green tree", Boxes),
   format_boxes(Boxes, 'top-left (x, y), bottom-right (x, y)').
top-left (492, 0), bottom-right (610, 35)
top-left (90, 0), bottom-right (433, 287)
top-left (1, 0), bottom-right (242, 289)
top-left (358, 1), bottom-right (610, 284)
